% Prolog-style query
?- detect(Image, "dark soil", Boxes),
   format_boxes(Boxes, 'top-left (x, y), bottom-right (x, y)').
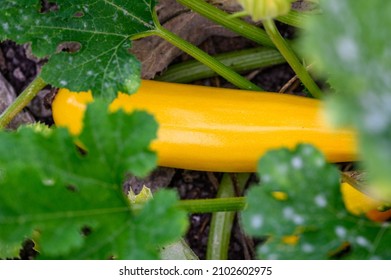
top-left (0, 6), bottom-right (301, 260)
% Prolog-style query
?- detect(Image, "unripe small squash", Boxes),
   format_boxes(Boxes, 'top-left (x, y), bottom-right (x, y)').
top-left (52, 79), bottom-right (357, 172)
top-left (237, 0), bottom-right (294, 20)
top-left (341, 182), bottom-right (391, 222)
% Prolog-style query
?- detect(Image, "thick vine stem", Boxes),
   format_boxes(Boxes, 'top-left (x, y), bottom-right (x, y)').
top-left (152, 25), bottom-right (262, 91)
top-left (176, 0), bottom-right (274, 47)
top-left (130, 196), bottom-right (246, 215)
top-left (178, 197), bottom-right (246, 213)
top-left (0, 76), bottom-right (47, 129)
top-left (207, 173), bottom-right (250, 260)
top-left (131, 7), bottom-right (263, 90)
top-left (263, 19), bottom-right (323, 98)
top-left (156, 47), bottom-right (285, 83)
top-left (276, 9), bottom-right (313, 29)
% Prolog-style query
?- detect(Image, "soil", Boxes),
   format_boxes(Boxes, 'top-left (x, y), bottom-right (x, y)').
top-left (0, 1), bottom-right (304, 260)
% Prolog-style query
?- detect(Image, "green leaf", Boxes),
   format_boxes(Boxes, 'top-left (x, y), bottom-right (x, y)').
top-left (301, 0), bottom-right (391, 200)
top-left (0, 1), bottom-right (157, 98)
top-left (0, 101), bottom-right (188, 259)
top-left (242, 144), bottom-right (391, 259)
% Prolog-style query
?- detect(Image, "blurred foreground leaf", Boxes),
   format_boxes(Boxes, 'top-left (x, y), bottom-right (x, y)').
top-left (242, 144), bottom-right (391, 259)
top-left (301, 0), bottom-right (391, 200)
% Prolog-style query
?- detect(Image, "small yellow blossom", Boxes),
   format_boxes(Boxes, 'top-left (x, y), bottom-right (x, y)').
top-left (237, 0), bottom-right (293, 21)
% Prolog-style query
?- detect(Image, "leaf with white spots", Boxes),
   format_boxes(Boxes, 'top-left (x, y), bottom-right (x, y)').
top-left (302, 0), bottom-right (391, 200)
top-left (0, 0), bottom-right (157, 99)
top-left (241, 144), bottom-right (391, 259)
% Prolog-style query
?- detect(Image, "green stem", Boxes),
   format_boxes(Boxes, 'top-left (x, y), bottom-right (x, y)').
top-left (0, 76), bottom-right (47, 128)
top-left (149, 7), bottom-right (262, 90)
top-left (156, 47), bottom-right (285, 83)
top-left (263, 19), bottom-right (323, 98)
top-left (207, 173), bottom-right (249, 260)
top-left (177, 197), bottom-right (246, 213)
top-left (276, 10), bottom-right (313, 29)
top-left (176, 0), bottom-right (273, 47)
top-left (152, 26), bottom-right (262, 91)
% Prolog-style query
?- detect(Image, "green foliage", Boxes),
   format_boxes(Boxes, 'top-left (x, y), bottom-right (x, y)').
top-left (301, 0), bottom-right (391, 201)
top-left (242, 144), bottom-right (391, 259)
top-left (0, 101), bottom-right (188, 259)
top-left (0, 0), bottom-right (157, 99)
top-left (2, 0), bottom-right (390, 261)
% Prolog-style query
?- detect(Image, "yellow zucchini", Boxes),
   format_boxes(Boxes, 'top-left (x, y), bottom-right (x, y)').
top-left (52, 80), bottom-right (357, 172)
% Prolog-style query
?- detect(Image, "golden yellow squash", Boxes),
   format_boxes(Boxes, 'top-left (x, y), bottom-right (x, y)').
top-left (52, 79), bottom-right (357, 172)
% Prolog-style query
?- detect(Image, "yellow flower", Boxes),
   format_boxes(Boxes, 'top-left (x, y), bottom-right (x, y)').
top-left (237, 0), bottom-right (293, 20)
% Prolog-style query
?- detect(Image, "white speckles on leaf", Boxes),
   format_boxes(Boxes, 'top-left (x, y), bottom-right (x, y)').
top-left (282, 207), bottom-right (305, 224)
top-left (267, 253), bottom-right (279, 260)
top-left (262, 174), bottom-right (271, 183)
top-left (259, 245), bottom-right (269, 254)
top-left (15, 25), bottom-right (23, 31)
top-left (291, 156), bottom-right (303, 169)
top-left (277, 163), bottom-right (288, 174)
top-left (360, 92), bottom-right (391, 134)
top-left (356, 236), bottom-right (370, 248)
top-left (60, 80), bottom-right (68, 86)
top-left (314, 156), bottom-right (325, 167)
top-left (2, 22), bottom-right (9, 32)
top-left (314, 194), bottom-right (327, 208)
top-left (293, 214), bottom-right (304, 225)
top-left (302, 243), bottom-right (315, 253)
top-left (335, 226), bottom-right (347, 238)
top-left (283, 207), bottom-right (295, 219)
top-left (3, 0), bottom-right (152, 99)
top-left (363, 111), bottom-right (388, 134)
top-left (42, 178), bottom-right (55, 186)
top-left (245, 144), bottom-right (390, 259)
top-left (113, 12), bottom-right (118, 21)
top-left (250, 214), bottom-right (264, 230)
top-left (303, 145), bottom-right (313, 154)
top-left (336, 36), bottom-right (359, 62)
top-left (327, 0), bottom-right (347, 16)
